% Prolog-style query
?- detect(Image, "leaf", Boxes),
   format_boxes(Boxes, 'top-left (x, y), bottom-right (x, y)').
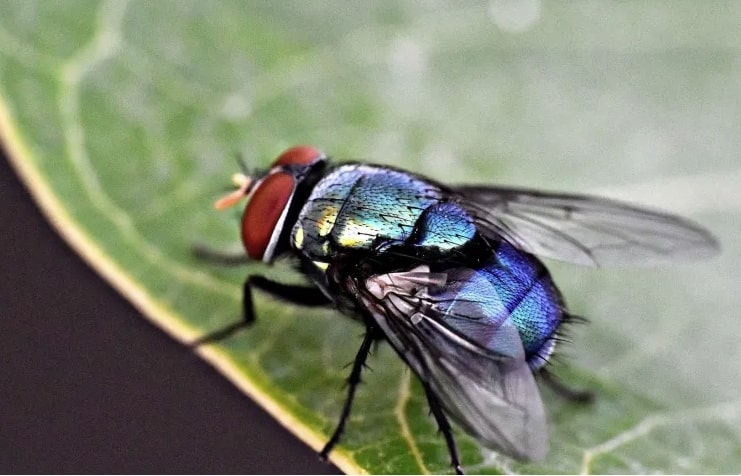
top-left (2, 1), bottom-right (740, 473)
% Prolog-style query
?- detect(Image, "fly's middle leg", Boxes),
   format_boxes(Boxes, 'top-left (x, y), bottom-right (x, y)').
top-left (423, 383), bottom-right (464, 475)
top-left (320, 329), bottom-right (376, 460)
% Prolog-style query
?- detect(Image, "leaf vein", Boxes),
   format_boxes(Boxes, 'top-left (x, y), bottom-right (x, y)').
top-left (58, 0), bottom-right (238, 306)
top-left (394, 370), bottom-right (429, 474)
top-left (580, 398), bottom-right (741, 474)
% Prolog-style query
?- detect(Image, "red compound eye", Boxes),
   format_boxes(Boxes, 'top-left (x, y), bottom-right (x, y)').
top-left (241, 172), bottom-right (295, 261)
top-left (273, 145), bottom-right (325, 168)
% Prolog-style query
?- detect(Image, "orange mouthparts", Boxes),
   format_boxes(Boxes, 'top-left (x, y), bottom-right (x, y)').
top-left (214, 173), bottom-right (253, 210)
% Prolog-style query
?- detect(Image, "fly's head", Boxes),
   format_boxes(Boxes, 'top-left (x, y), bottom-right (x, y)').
top-left (215, 145), bottom-right (328, 263)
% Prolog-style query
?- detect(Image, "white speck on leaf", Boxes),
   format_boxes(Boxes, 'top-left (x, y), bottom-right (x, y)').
top-left (220, 93), bottom-right (252, 120)
top-left (388, 36), bottom-right (428, 80)
top-left (489, 0), bottom-right (541, 33)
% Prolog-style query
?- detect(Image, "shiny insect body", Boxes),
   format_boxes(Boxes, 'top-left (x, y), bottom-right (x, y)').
top-left (197, 145), bottom-right (718, 473)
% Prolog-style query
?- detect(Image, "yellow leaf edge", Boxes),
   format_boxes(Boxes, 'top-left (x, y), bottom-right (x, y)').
top-left (0, 95), bottom-right (364, 475)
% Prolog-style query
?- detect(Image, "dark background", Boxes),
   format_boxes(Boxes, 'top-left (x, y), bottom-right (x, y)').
top-left (0, 149), bottom-right (339, 474)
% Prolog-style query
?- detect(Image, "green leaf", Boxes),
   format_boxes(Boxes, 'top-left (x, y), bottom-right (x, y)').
top-left (2, 1), bottom-right (740, 473)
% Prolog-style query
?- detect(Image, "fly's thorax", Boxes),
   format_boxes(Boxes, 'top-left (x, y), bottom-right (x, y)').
top-left (290, 164), bottom-right (445, 260)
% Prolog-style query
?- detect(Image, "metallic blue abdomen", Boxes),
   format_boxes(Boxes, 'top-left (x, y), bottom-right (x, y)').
top-left (428, 243), bottom-right (563, 370)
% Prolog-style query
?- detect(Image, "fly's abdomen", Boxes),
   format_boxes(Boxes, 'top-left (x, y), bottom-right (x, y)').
top-left (431, 243), bottom-right (563, 370)
top-left (486, 243), bottom-right (563, 369)
top-left (292, 164), bottom-right (443, 260)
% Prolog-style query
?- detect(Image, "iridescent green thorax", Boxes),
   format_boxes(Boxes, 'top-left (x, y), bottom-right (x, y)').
top-left (292, 164), bottom-right (444, 260)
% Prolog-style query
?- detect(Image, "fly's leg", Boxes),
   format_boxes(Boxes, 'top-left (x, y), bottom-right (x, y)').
top-left (538, 369), bottom-right (594, 404)
top-left (190, 276), bottom-right (331, 347)
top-left (423, 383), bottom-right (464, 475)
top-left (320, 330), bottom-right (376, 460)
top-left (538, 313), bottom-right (594, 403)
top-left (192, 243), bottom-right (249, 266)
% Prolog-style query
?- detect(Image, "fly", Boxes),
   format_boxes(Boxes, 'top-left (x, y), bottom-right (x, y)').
top-left (193, 146), bottom-right (719, 474)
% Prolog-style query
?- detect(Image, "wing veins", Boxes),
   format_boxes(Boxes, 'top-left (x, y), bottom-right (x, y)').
top-left (453, 185), bottom-right (718, 266)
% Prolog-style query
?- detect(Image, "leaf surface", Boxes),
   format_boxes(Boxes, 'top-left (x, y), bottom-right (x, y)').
top-left (2, 1), bottom-right (740, 473)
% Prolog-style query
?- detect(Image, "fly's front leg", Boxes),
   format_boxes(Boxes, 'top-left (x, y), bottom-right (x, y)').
top-left (191, 243), bottom-right (249, 266)
top-left (190, 276), bottom-right (331, 347)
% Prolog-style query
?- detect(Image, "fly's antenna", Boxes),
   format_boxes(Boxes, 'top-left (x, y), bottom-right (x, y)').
top-left (234, 150), bottom-right (250, 174)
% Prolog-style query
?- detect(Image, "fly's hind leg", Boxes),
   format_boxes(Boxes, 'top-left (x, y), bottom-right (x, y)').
top-left (538, 368), bottom-right (594, 404)
top-left (190, 276), bottom-right (331, 347)
top-left (538, 313), bottom-right (594, 403)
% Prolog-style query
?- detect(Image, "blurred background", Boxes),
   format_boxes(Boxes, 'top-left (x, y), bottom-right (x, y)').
top-left (1, 1), bottom-right (740, 473)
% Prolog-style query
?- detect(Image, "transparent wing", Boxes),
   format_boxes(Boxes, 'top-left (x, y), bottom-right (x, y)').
top-left (360, 267), bottom-right (548, 461)
top-left (453, 185), bottom-right (719, 267)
